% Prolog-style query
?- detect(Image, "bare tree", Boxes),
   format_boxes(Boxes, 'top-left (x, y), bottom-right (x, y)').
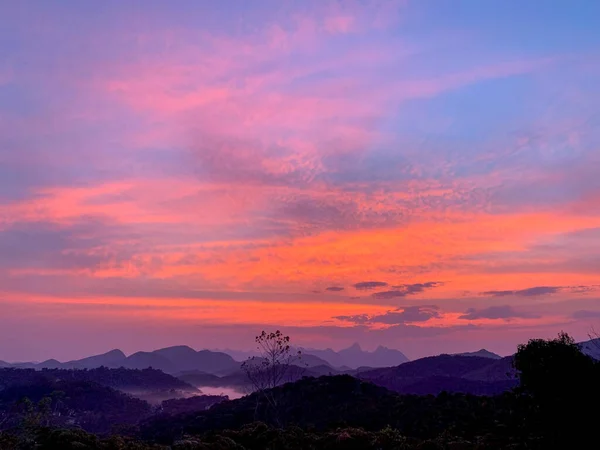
top-left (242, 330), bottom-right (303, 390)
top-left (241, 330), bottom-right (303, 425)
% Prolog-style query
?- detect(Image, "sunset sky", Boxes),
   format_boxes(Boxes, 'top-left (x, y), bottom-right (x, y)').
top-left (1, 1), bottom-right (600, 362)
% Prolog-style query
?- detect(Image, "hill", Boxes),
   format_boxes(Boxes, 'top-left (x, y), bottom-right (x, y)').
top-left (359, 354), bottom-right (517, 395)
top-left (462, 356), bottom-right (516, 382)
top-left (578, 338), bottom-right (600, 360)
top-left (159, 394), bottom-right (228, 415)
top-left (0, 367), bottom-right (197, 396)
top-left (0, 378), bottom-right (152, 434)
top-left (120, 351), bottom-right (176, 373)
top-left (61, 349), bottom-right (127, 369)
top-left (151, 346), bottom-right (240, 374)
top-left (177, 364), bottom-right (341, 391)
top-left (456, 349), bottom-right (502, 359)
top-left (175, 354), bottom-right (518, 395)
top-left (140, 375), bottom-right (517, 444)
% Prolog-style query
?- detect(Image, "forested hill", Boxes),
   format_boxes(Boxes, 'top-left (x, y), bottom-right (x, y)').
top-left (0, 378), bottom-right (153, 433)
top-left (140, 374), bottom-right (518, 443)
top-left (0, 367), bottom-right (197, 393)
top-left (358, 354), bottom-right (517, 395)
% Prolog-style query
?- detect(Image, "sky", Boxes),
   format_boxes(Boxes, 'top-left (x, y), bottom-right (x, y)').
top-left (1, 0), bottom-right (600, 362)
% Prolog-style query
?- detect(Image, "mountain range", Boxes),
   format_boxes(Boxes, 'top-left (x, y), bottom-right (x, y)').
top-left (358, 354), bottom-right (517, 395)
top-left (0, 343), bottom-right (411, 374)
top-left (299, 343), bottom-right (409, 369)
top-left (4, 338), bottom-right (597, 378)
top-left (4, 346), bottom-right (240, 375)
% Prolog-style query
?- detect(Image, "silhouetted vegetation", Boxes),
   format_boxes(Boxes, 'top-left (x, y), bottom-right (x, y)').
top-left (160, 395), bottom-right (229, 416)
top-left (513, 331), bottom-right (600, 447)
top-left (241, 330), bottom-right (306, 426)
top-left (0, 367), bottom-right (196, 393)
top-left (0, 378), bottom-right (152, 434)
top-left (140, 375), bottom-right (529, 444)
top-left (0, 332), bottom-right (597, 449)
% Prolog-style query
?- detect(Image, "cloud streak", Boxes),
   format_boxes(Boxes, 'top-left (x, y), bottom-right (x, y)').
top-left (353, 281), bottom-right (389, 290)
top-left (372, 282), bottom-right (443, 299)
top-left (335, 305), bottom-right (440, 325)
top-left (459, 306), bottom-right (539, 321)
top-left (482, 285), bottom-right (599, 297)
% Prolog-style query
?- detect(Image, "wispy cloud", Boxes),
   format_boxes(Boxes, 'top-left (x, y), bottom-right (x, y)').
top-left (482, 286), bottom-right (561, 297)
top-left (372, 282), bottom-right (442, 299)
top-left (459, 305), bottom-right (539, 321)
top-left (353, 281), bottom-right (389, 290)
top-left (335, 305), bottom-right (440, 325)
top-left (326, 286), bottom-right (345, 292)
top-left (572, 310), bottom-right (600, 320)
top-left (482, 285), bottom-right (599, 297)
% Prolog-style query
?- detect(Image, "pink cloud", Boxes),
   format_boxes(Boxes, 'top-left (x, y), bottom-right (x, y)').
top-left (324, 16), bottom-right (356, 34)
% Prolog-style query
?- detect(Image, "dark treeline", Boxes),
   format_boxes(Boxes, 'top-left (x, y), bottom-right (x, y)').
top-left (0, 332), bottom-right (598, 449)
top-left (0, 367), bottom-right (196, 393)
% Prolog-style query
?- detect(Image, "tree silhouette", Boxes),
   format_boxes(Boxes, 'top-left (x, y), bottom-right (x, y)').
top-left (514, 331), bottom-right (599, 446)
top-left (241, 330), bottom-right (303, 424)
top-left (514, 331), bottom-right (594, 400)
top-left (241, 330), bottom-right (302, 392)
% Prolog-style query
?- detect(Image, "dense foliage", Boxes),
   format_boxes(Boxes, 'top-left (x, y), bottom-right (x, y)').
top-left (513, 332), bottom-right (600, 447)
top-left (141, 375), bottom-right (532, 444)
top-left (0, 367), bottom-right (196, 393)
top-left (160, 396), bottom-right (229, 416)
top-left (0, 369), bottom-right (216, 434)
top-left (0, 422), bottom-right (543, 449)
top-left (0, 378), bottom-right (152, 433)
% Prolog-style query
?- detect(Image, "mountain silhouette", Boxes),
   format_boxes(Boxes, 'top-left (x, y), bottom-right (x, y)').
top-left (122, 351), bottom-right (177, 373)
top-left (295, 352), bottom-right (333, 368)
top-left (578, 338), bottom-right (600, 360)
top-left (455, 349), bottom-right (502, 359)
top-left (62, 349), bottom-right (127, 369)
top-left (462, 356), bottom-right (516, 382)
top-left (117, 347), bottom-right (239, 374)
top-left (359, 354), bottom-right (517, 395)
top-left (2, 346), bottom-right (239, 375)
top-left (5, 338), bottom-right (592, 377)
top-left (151, 346), bottom-right (238, 374)
top-left (302, 343), bottom-right (409, 369)
top-left (37, 359), bottom-right (63, 369)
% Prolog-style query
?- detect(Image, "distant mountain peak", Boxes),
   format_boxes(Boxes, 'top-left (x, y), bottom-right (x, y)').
top-left (304, 343), bottom-right (408, 369)
top-left (345, 343), bottom-right (362, 352)
top-left (456, 349), bottom-right (502, 359)
top-left (162, 345), bottom-right (196, 351)
top-left (41, 359), bottom-right (61, 365)
top-left (578, 338), bottom-right (600, 360)
top-left (154, 345), bottom-right (198, 355)
top-left (374, 345), bottom-right (391, 353)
